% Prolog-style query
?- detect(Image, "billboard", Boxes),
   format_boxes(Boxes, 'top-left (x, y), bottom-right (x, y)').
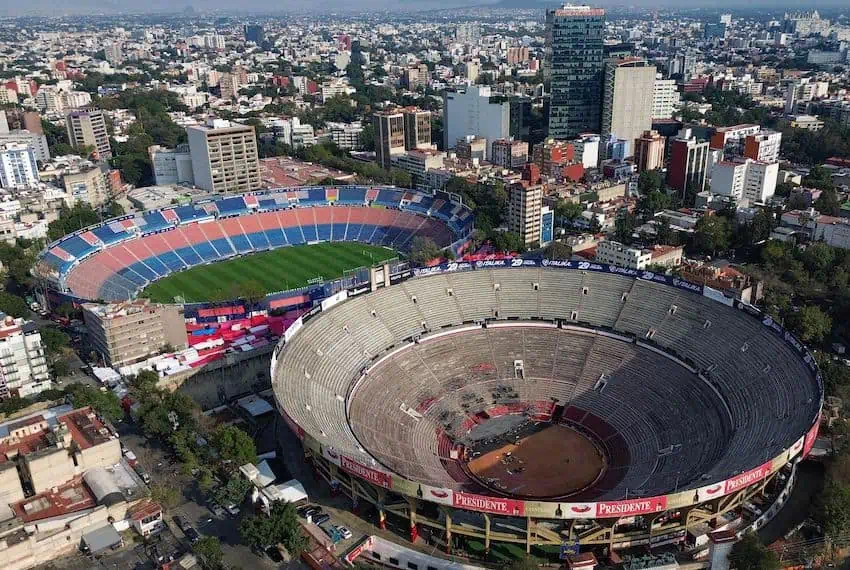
top-left (453, 492), bottom-right (525, 516)
top-left (595, 497), bottom-right (667, 517)
top-left (340, 456), bottom-right (393, 490)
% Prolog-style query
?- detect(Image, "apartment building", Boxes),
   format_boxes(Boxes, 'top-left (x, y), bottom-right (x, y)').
top-left (491, 138), bottom-right (529, 169)
top-left (374, 110), bottom-right (406, 169)
top-left (328, 122), bottom-right (364, 150)
top-left (595, 240), bottom-right (683, 270)
top-left (508, 180), bottom-right (543, 246)
top-left (62, 164), bottom-right (113, 206)
top-left (455, 136), bottom-right (488, 162)
top-left (633, 130), bottom-right (665, 172)
top-left (710, 158), bottom-right (778, 203)
top-left (187, 119), bottom-right (260, 193)
top-left (149, 144), bottom-right (195, 186)
top-left (65, 110), bottom-right (112, 160)
top-left (82, 299), bottom-right (187, 368)
top-left (743, 131), bottom-right (782, 163)
top-left (667, 134), bottom-right (710, 196)
top-left (402, 108), bottom-right (432, 151)
top-left (0, 143), bottom-right (39, 190)
top-left (0, 315), bottom-right (50, 399)
top-left (0, 130), bottom-right (50, 162)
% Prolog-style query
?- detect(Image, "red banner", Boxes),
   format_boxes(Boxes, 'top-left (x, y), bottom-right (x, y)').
top-left (595, 496), bottom-right (667, 518)
top-left (452, 492), bottom-right (525, 516)
top-left (803, 418), bottom-right (820, 458)
top-left (723, 461), bottom-right (771, 494)
top-left (340, 456), bottom-right (393, 489)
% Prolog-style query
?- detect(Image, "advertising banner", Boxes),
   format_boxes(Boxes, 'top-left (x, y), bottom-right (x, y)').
top-left (453, 492), bottom-right (525, 516)
top-left (340, 456), bottom-right (393, 489)
top-left (723, 461), bottom-right (772, 494)
top-left (595, 496), bottom-right (667, 518)
top-left (804, 417), bottom-right (820, 457)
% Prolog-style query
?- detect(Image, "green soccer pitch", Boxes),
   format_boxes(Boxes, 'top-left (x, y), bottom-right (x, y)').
top-left (140, 242), bottom-right (397, 303)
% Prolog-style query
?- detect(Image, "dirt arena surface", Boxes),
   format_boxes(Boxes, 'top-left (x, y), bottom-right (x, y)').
top-left (467, 424), bottom-right (605, 499)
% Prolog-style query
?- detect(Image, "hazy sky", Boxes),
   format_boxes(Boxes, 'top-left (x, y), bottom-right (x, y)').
top-left (2, 0), bottom-right (848, 17)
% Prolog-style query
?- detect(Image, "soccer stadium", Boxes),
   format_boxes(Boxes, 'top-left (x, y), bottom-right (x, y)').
top-left (33, 185), bottom-right (473, 305)
top-left (271, 260), bottom-right (823, 558)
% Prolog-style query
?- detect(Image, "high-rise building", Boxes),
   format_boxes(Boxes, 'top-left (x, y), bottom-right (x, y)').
top-left (709, 124), bottom-right (761, 155)
top-left (508, 178), bottom-right (544, 246)
top-left (36, 87), bottom-right (64, 114)
top-left (703, 23), bottom-right (727, 40)
top-left (244, 24), bottom-right (264, 45)
top-left (546, 4), bottom-right (606, 139)
top-left (507, 47), bottom-right (530, 65)
top-left (455, 22), bottom-right (481, 43)
top-left (104, 43), bottom-right (123, 66)
top-left (0, 111), bottom-right (7, 134)
top-left (652, 76), bottom-right (681, 119)
top-left (443, 86), bottom-right (511, 158)
top-left (0, 314), bottom-right (50, 399)
top-left (402, 108), bottom-right (432, 151)
top-left (634, 130), bottom-right (665, 172)
top-left (65, 110), bottom-right (112, 160)
top-left (402, 64), bottom-right (430, 91)
top-left (601, 58), bottom-right (656, 158)
top-left (710, 158), bottom-right (778, 203)
top-left (82, 299), bottom-right (187, 368)
top-left (463, 61), bottom-right (480, 83)
top-left (0, 143), bottom-right (38, 190)
top-left (532, 138), bottom-right (584, 181)
top-left (491, 138), bottom-right (529, 169)
top-left (374, 110), bottom-right (406, 169)
top-left (573, 133), bottom-right (600, 169)
top-left (720, 13), bottom-right (733, 26)
top-left (667, 134), bottom-right (710, 197)
top-left (743, 131), bottom-right (782, 163)
top-left (187, 119), bottom-right (260, 193)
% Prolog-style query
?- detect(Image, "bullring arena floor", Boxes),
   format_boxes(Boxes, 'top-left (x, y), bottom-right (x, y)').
top-left (467, 423), bottom-right (605, 499)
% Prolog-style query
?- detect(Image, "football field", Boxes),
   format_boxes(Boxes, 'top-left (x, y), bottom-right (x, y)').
top-left (141, 242), bottom-right (397, 303)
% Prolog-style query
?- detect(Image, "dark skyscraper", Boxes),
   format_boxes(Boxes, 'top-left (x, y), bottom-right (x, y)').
top-left (545, 4), bottom-right (605, 140)
top-left (244, 24), bottom-right (264, 45)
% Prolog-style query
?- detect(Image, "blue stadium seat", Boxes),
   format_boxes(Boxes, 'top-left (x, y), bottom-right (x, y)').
top-left (370, 226), bottom-right (387, 244)
top-left (337, 187), bottom-right (367, 204)
top-left (59, 236), bottom-right (98, 258)
top-left (216, 197), bottom-right (249, 215)
top-left (140, 212), bottom-right (172, 234)
top-left (193, 241), bottom-right (219, 262)
top-left (358, 225), bottom-right (377, 242)
top-left (265, 229), bottom-right (287, 247)
top-left (305, 188), bottom-right (327, 203)
top-left (301, 224), bottom-right (318, 242)
top-left (130, 262), bottom-right (158, 281)
top-left (375, 189), bottom-right (403, 207)
top-left (229, 234), bottom-right (253, 253)
top-left (142, 256), bottom-right (169, 277)
top-left (175, 247), bottom-right (202, 266)
top-left (330, 224), bottom-right (347, 240)
top-left (246, 232), bottom-right (270, 249)
top-left (173, 205), bottom-right (211, 223)
top-left (316, 224), bottom-right (332, 241)
top-left (91, 225), bottom-right (129, 245)
top-left (209, 238), bottom-right (235, 257)
top-left (157, 252), bottom-right (185, 271)
top-left (344, 223), bottom-right (362, 241)
top-left (118, 267), bottom-right (148, 286)
top-left (283, 227), bottom-right (305, 245)
top-left (258, 198), bottom-right (279, 210)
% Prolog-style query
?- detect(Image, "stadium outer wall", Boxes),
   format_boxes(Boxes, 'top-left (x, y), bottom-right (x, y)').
top-left (271, 258), bottom-right (823, 556)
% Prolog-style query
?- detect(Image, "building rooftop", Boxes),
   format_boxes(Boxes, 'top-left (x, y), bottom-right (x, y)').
top-left (59, 407), bottom-right (113, 450)
top-left (12, 476), bottom-right (96, 522)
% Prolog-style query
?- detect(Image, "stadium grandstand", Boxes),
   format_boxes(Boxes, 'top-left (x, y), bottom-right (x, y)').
top-left (272, 261), bottom-right (823, 555)
top-left (33, 186), bottom-right (473, 303)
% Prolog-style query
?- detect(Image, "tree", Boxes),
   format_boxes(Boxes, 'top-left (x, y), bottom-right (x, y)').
top-left (614, 212), bottom-right (636, 244)
top-left (149, 483), bottom-right (180, 509)
top-left (409, 236), bottom-right (443, 265)
top-left (555, 199), bottom-right (583, 221)
top-left (814, 188), bottom-right (840, 216)
top-left (138, 391), bottom-right (199, 438)
top-left (654, 217), bottom-right (675, 246)
top-left (637, 190), bottom-right (671, 218)
top-left (192, 536), bottom-right (224, 570)
top-left (788, 305), bottom-right (831, 345)
top-left (65, 383), bottom-right (123, 422)
top-left (47, 203), bottom-right (102, 242)
top-left (692, 215), bottom-right (731, 257)
top-left (508, 556), bottom-right (542, 570)
top-left (491, 231), bottom-right (526, 254)
top-left (637, 170), bottom-right (664, 194)
top-left (239, 502), bottom-right (308, 555)
top-left (40, 327), bottom-right (70, 359)
top-left (106, 202), bottom-right (125, 218)
top-left (211, 425), bottom-right (258, 467)
top-left (0, 292), bottom-right (29, 318)
top-left (729, 532), bottom-right (780, 570)
top-left (212, 476), bottom-right (253, 506)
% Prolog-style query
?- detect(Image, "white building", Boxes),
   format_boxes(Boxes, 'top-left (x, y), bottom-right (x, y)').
top-left (443, 86), bottom-right (510, 159)
top-left (595, 240), bottom-right (652, 269)
top-left (573, 134), bottom-right (600, 169)
top-left (710, 158), bottom-right (778, 203)
top-left (321, 81), bottom-right (354, 103)
top-left (652, 76), bottom-right (680, 119)
top-left (0, 143), bottom-right (39, 190)
top-left (393, 150), bottom-right (445, 185)
top-left (149, 144), bottom-right (195, 186)
top-left (327, 122), bottom-right (364, 150)
top-left (0, 130), bottom-right (50, 162)
top-left (187, 119), bottom-right (260, 193)
top-left (744, 130), bottom-right (782, 163)
top-left (0, 314), bottom-right (51, 399)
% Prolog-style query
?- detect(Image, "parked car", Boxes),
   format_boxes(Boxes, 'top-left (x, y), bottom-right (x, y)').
top-left (301, 507), bottom-right (320, 519)
top-left (225, 504), bottom-right (240, 516)
top-left (123, 449), bottom-right (137, 462)
top-left (322, 525), bottom-right (343, 544)
top-left (311, 513), bottom-right (330, 526)
top-left (336, 525), bottom-right (353, 540)
top-left (173, 516), bottom-right (186, 532)
top-left (211, 504), bottom-right (226, 518)
top-left (184, 527), bottom-right (200, 544)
